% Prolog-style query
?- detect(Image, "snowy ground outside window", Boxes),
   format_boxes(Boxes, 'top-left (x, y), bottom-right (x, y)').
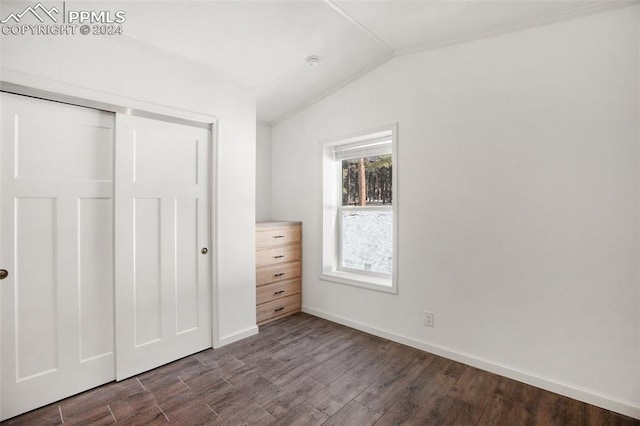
top-left (341, 210), bottom-right (392, 274)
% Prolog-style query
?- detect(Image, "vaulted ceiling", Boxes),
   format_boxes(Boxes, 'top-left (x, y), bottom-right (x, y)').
top-left (120, 1), bottom-right (637, 125)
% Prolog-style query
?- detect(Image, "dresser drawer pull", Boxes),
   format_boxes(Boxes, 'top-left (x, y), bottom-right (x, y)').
top-left (274, 272), bottom-right (285, 277)
top-left (273, 255), bottom-right (285, 259)
top-left (273, 235), bottom-right (285, 239)
top-left (275, 307), bottom-right (285, 312)
top-left (274, 290), bottom-right (285, 295)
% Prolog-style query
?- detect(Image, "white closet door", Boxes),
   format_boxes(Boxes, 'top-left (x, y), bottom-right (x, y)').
top-left (114, 114), bottom-right (211, 380)
top-left (0, 93), bottom-right (115, 420)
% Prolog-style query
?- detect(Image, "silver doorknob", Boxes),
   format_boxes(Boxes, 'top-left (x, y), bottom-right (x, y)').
top-left (0, 269), bottom-right (8, 280)
top-left (201, 248), bottom-right (208, 255)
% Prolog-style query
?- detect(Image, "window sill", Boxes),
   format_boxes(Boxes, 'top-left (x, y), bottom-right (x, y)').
top-left (320, 270), bottom-right (397, 294)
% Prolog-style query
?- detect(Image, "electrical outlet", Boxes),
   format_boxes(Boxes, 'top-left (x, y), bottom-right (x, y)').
top-left (424, 311), bottom-right (434, 327)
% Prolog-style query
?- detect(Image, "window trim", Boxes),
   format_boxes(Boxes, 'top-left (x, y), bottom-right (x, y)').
top-left (319, 123), bottom-right (398, 294)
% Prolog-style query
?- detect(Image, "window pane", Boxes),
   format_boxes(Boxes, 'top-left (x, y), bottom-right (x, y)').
top-left (341, 155), bottom-right (392, 206)
top-left (341, 210), bottom-right (392, 274)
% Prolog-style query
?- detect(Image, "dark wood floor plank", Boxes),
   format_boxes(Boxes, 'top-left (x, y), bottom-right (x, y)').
top-left (407, 370), bottom-right (457, 413)
top-left (305, 336), bottom-right (379, 385)
top-left (108, 390), bottom-right (156, 421)
top-left (355, 376), bottom-right (410, 413)
top-left (450, 365), bottom-right (499, 396)
top-left (198, 386), bottom-right (245, 419)
top-left (203, 372), bottom-right (280, 419)
top-left (243, 333), bottom-right (285, 350)
top-left (137, 356), bottom-right (205, 392)
top-left (270, 326), bottom-right (353, 368)
top-left (306, 372), bottom-right (371, 416)
top-left (307, 328), bottom-right (364, 365)
top-left (268, 313), bottom-right (334, 346)
top-left (137, 371), bottom-right (186, 395)
top-left (354, 352), bottom-right (432, 413)
top-left (426, 395), bottom-right (484, 426)
top-left (154, 391), bottom-right (203, 422)
top-left (172, 411), bottom-right (222, 426)
top-left (113, 400), bottom-right (168, 425)
top-left (220, 402), bottom-right (275, 425)
top-left (269, 402), bottom-right (328, 426)
top-left (241, 351), bottom-right (286, 377)
top-left (162, 400), bottom-right (222, 425)
top-left (263, 354), bottom-right (317, 386)
top-left (374, 399), bottom-right (436, 425)
top-left (346, 338), bottom-right (398, 382)
top-left (98, 377), bottom-right (147, 402)
top-left (228, 335), bottom-right (285, 362)
top-left (477, 393), bottom-right (534, 426)
top-left (532, 392), bottom-right (585, 426)
top-left (2, 403), bottom-right (62, 426)
top-left (60, 404), bottom-right (115, 426)
top-left (323, 400), bottom-right (381, 426)
top-left (493, 375), bottom-right (542, 407)
top-left (3, 313), bottom-right (639, 425)
top-left (350, 341), bottom-right (429, 385)
top-left (585, 404), bottom-right (640, 426)
top-left (58, 387), bottom-right (108, 416)
top-left (149, 380), bottom-right (192, 409)
top-left (180, 369), bottom-right (235, 395)
top-left (446, 366), bottom-right (495, 421)
top-left (258, 374), bottom-right (326, 418)
top-left (270, 335), bottom-right (321, 364)
top-left (425, 356), bottom-right (467, 380)
top-left (194, 344), bottom-right (245, 366)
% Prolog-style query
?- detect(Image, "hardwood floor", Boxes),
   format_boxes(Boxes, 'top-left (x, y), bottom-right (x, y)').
top-left (3, 313), bottom-right (638, 425)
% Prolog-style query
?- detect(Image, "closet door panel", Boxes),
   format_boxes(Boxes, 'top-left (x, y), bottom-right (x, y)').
top-left (0, 93), bottom-right (115, 421)
top-left (115, 114), bottom-right (212, 380)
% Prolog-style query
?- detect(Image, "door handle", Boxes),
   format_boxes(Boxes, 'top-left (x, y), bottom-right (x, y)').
top-left (0, 269), bottom-right (8, 280)
top-left (201, 248), bottom-right (208, 255)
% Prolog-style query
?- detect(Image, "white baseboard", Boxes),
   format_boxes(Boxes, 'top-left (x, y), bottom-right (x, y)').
top-left (216, 325), bottom-right (259, 348)
top-left (302, 305), bottom-right (640, 420)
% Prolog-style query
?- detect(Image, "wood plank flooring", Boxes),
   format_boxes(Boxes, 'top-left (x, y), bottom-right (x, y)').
top-left (3, 313), bottom-right (638, 425)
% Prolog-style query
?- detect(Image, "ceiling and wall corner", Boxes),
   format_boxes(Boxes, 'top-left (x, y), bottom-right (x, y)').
top-left (111, 0), bottom-right (638, 126)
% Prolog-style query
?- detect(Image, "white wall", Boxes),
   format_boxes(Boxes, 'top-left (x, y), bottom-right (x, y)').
top-left (256, 123), bottom-right (272, 221)
top-left (0, 34), bottom-right (258, 345)
top-left (271, 6), bottom-right (640, 417)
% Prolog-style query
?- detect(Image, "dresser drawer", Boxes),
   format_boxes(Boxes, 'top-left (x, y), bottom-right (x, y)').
top-left (257, 293), bottom-right (301, 324)
top-left (257, 278), bottom-right (301, 305)
top-left (256, 244), bottom-right (301, 266)
top-left (256, 261), bottom-right (301, 286)
top-left (255, 221), bottom-right (302, 326)
top-left (256, 226), bottom-right (301, 248)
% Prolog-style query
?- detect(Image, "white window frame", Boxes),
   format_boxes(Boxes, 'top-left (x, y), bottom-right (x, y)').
top-left (320, 124), bottom-right (398, 293)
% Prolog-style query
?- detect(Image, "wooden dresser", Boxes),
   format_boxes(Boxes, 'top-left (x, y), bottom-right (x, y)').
top-left (256, 221), bottom-right (302, 325)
